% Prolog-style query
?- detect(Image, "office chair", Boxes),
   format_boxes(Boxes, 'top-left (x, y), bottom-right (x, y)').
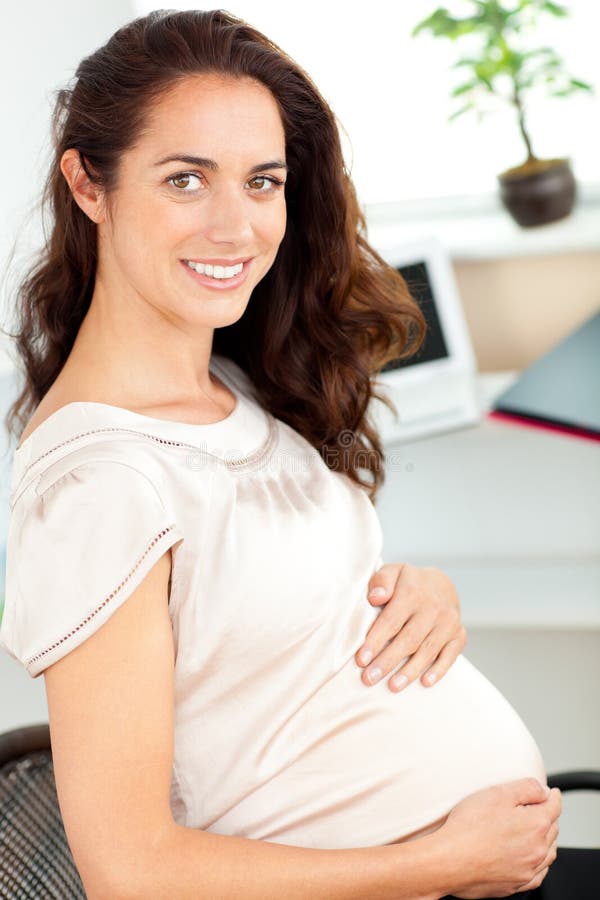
top-left (0, 724), bottom-right (85, 899)
top-left (1, 724), bottom-right (598, 899)
top-left (531, 769), bottom-right (600, 899)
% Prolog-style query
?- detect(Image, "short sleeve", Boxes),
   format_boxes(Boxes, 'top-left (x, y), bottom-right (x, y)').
top-left (0, 459), bottom-right (184, 678)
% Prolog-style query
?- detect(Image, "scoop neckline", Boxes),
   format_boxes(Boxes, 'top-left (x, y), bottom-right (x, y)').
top-left (13, 356), bottom-right (244, 456)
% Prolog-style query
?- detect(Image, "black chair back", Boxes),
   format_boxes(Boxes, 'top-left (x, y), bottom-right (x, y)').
top-left (0, 724), bottom-right (86, 899)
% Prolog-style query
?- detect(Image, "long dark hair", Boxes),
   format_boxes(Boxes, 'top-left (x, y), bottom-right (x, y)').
top-left (4, 8), bottom-right (425, 503)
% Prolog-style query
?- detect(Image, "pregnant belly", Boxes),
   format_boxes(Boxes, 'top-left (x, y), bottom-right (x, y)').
top-left (207, 654), bottom-right (547, 849)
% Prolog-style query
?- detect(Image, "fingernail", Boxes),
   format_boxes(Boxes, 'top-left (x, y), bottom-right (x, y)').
top-left (369, 587), bottom-right (387, 598)
top-left (366, 666), bottom-right (382, 683)
top-left (359, 648), bottom-right (373, 665)
top-left (392, 674), bottom-right (408, 690)
top-left (425, 671), bottom-right (437, 685)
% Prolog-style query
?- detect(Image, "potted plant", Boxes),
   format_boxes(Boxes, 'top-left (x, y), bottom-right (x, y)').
top-left (412, 0), bottom-right (594, 227)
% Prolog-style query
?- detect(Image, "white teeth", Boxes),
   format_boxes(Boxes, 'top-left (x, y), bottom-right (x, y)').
top-left (185, 260), bottom-right (244, 279)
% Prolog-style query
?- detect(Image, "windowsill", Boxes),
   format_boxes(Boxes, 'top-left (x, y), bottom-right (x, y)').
top-left (364, 185), bottom-right (600, 262)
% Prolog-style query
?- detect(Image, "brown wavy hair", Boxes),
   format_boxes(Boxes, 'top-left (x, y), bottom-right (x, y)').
top-left (4, 8), bottom-right (425, 503)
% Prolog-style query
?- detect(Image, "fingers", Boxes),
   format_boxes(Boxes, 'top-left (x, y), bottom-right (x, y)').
top-left (510, 787), bottom-right (560, 892)
top-left (358, 613), bottom-right (464, 691)
top-left (358, 614), bottom-right (434, 689)
top-left (534, 786), bottom-right (562, 823)
top-left (358, 562), bottom-right (466, 691)
top-left (554, 785), bottom-right (562, 814)
top-left (510, 821), bottom-right (559, 894)
top-left (507, 777), bottom-right (553, 806)
top-left (517, 865), bottom-right (550, 893)
top-left (547, 786), bottom-right (562, 821)
top-left (515, 838), bottom-right (559, 892)
top-left (419, 633), bottom-right (466, 688)
top-left (366, 563), bottom-right (404, 606)
top-left (385, 630), bottom-right (463, 691)
top-left (543, 835), bottom-right (559, 870)
top-left (545, 819), bottom-right (560, 845)
top-left (357, 602), bottom-right (412, 669)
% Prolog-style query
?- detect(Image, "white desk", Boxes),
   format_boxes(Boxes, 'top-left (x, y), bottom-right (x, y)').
top-left (375, 372), bottom-right (600, 630)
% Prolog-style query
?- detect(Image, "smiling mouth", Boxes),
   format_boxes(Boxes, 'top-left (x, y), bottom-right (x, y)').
top-left (180, 257), bottom-right (252, 290)
top-left (184, 259), bottom-right (243, 278)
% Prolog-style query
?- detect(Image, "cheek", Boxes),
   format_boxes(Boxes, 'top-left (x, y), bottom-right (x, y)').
top-left (265, 200), bottom-right (287, 249)
top-left (278, 207), bottom-right (287, 243)
top-left (121, 200), bottom-right (189, 255)
top-left (110, 214), bottom-right (166, 282)
top-left (121, 224), bottom-right (160, 263)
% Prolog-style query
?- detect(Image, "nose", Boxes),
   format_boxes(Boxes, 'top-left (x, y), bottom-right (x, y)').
top-left (200, 184), bottom-right (254, 247)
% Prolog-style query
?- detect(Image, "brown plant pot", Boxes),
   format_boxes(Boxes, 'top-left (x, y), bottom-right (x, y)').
top-left (497, 158), bottom-right (576, 227)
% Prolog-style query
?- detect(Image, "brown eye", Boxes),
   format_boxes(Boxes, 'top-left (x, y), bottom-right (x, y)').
top-left (247, 175), bottom-right (283, 192)
top-left (248, 176), bottom-right (267, 190)
top-left (167, 173), bottom-right (202, 191)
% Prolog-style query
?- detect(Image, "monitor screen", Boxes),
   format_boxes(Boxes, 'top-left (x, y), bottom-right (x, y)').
top-left (380, 261), bottom-right (450, 373)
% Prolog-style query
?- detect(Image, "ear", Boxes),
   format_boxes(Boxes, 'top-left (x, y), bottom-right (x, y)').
top-left (60, 148), bottom-right (107, 224)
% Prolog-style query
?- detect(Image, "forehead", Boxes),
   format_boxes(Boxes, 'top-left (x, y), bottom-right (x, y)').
top-left (134, 73), bottom-right (286, 162)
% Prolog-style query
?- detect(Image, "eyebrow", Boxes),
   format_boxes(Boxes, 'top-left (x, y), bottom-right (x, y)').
top-left (153, 154), bottom-right (288, 174)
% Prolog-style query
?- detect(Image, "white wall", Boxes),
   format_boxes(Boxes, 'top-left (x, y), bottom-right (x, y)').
top-left (132, 0), bottom-right (600, 205)
top-left (0, 0), bottom-right (135, 371)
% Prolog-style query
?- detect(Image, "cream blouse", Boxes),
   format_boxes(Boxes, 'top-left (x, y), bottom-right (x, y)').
top-left (0, 353), bottom-right (546, 848)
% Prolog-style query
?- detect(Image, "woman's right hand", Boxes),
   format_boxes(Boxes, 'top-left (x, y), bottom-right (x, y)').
top-left (440, 777), bottom-right (561, 898)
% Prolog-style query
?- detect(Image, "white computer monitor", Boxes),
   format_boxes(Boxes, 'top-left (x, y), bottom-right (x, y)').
top-left (368, 235), bottom-right (480, 444)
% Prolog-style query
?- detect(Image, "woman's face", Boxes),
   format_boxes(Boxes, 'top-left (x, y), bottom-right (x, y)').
top-left (98, 74), bottom-right (288, 327)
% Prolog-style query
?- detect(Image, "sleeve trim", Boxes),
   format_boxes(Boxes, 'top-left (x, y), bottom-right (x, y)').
top-left (25, 523), bottom-right (183, 677)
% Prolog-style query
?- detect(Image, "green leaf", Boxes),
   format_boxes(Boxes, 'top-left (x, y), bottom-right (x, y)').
top-left (412, 8), bottom-right (484, 40)
top-left (451, 81), bottom-right (478, 97)
top-left (448, 102), bottom-right (476, 122)
top-left (569, 78), bottom-right (594, 92)
top-left (520, 46), bottom-right (559, 62)
top-left (411, 0), bottom-right (592, 118)
top-left (535, 57), bottom-right (563, 70)
top-left (412, 8), bottom-right (459, 38)
top-left (476, 2), bottom-right (512, 29)
top-left (451, 57), bottom-right (482, 69)
top-left (517, 76), bottom-right (536, 90)
top-left (541, 2), bottom-right (569, 17)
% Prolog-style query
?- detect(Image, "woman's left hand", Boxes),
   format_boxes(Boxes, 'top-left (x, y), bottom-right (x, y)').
top-left (355, 562), bottom-right (467, 692)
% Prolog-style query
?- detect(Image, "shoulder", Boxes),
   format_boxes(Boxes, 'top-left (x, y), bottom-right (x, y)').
top-left (34, 443), bottom-right (166, 506)
top-left (2, 446), bottom-right (184, 678)
top-left (17, 384), bottom-right (77, 449)
top-left (12, 434), bottom-right (170, 510)
top-left (14, 443), bottom-right (183, 570)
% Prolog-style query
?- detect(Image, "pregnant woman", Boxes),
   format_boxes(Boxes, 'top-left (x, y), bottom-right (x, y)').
top-left (0, 10), bottom-right (560, 899)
